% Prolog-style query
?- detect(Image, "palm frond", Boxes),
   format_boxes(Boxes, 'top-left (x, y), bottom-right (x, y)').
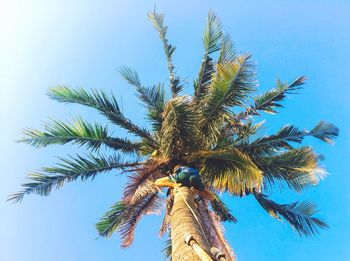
top-left (97, 193), bottom-right (162, 247)
top-left (123, 162), bottom-right (166, 204)
top-left (119, 65), bottom-right (142, 88)
top-left (159, 192), bottom-right (174, 237)
top-left (197, 200), bottom-right (222, 254)
top-left (96, 200), bottom-right (126, 237)
top-left (254, 193), bottom-right (328, 236)
top-left (214, 123), bottom-right (237, 150)
top-left (254, 147), bottom-right (326, 192)
top-left (19, 117), bottom-right (140, 153)
top-left (138, 136), bottom-right (161, 156)
top-left (218, 34), bottom-right (236, 64)
top-left (119, 66), bottom-right (165, 111)
top-left (197, 199), bottom-right (235, 261)
top-left (203, 11), bottom-right (223, 55)
top-left (240, 121), bottom-right (339, 158)
top-left (209, 212), bottom-right (236, 261)
top-left (142, 83), bottom-right (165, 131)
top-left (210, 212), bottom-right (236, 261)
top-left (233, 120), bottom-right (265, 145)
top-left (119, 66), bottom-right (165, 131)
top-left (309, 121), bottom-right (339, 144)
top-left (211, 196), bottom-right (237, 223)
top-left (214, 117), bottom-right (262, 150)
top-left (195, 11), bottom-right (222, 97)
top-left (119, 193), bottom-right (162, 247)
top-left (194, 56), bottom-right (215, 97)
top-left (123, 171), bottom-right (156, 203)
top-left (162, 236), bottom-right (172, 260)
top-left (147, 11), bottom-right (182, 96)
top-left (8, 154), bottom-right (141, 203)
top-left (200, 55), bottom-right (257, 142)
top-left (241, 125), bottom-right (304, 154)
top-left (191, 149), bottom-right (262, 195)
top-left (48, 86), bottom-right (156, 146)
top-left (160, 96), bottom-right (200, 157)
top-left (253, 76), bottom-right (305, 114)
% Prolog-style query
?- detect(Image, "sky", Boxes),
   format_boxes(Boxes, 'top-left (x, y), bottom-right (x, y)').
top-left (1, 0), bottom-right (350, 260)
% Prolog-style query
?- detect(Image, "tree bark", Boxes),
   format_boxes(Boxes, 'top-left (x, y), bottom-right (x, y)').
top-left (170, 186), bottom-right (212, 261)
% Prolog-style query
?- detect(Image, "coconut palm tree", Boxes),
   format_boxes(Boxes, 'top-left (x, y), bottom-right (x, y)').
top-left (10, 11), bottom-right (339, 261)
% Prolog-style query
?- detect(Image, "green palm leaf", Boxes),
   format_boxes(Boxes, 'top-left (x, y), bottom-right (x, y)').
top-left (211, 195), bottom-right (237, 223)
top-left (119, 66), bottom-right (165, 131)
top-left (253, 77), bottom-right (305, 114)
top-left (96, 193), bottom-right (162, 247)
top-left (254, 193), bottom-right (328, 236)
top-left (119, 65), bottom-right (142, 88)
top-left (214, 117), bottom-right (263, 150)
top-left (232, 120), bottom-right (265, 145)
top-left (246, 76), bottom-right (306, 117)
top-left (48, 86), bottom-right (156, 146)
top-left (162, 236), bottom-right (172, 260)
top-left (8, 154), bottom-right (141, 203)
top-left (192, 149), bottom-right (262, 195)
top-left (19, 117), bottom-right (140, 152)
top-left (96, 201), bottom-right (126, 237)
top-left (195, 11), bottom-right (222, 97)
top-left (203, 11), bottom-right (223, 55)
top-left (147, 11), bottom-right (182, 96)
top-left (309, 120), bottom-right (340, 144)
top-left (194, 56), bottom-right (215, 97)
top-left (200, 55), bottom-right (257, 142)
top-left (218, 34), bottom-right (236, 64)
top-left (254, 147), bottom-right (325, 191)
top-left (241, 121), bottom-right (339, 157)
top-left (118, 193), bottom-right (162, 248)
top-left (160, 96), bottom-right (200, 157)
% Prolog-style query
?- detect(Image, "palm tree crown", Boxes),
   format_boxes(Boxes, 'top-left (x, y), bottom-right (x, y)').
top-left (10, 10), bottom-right (339, 258)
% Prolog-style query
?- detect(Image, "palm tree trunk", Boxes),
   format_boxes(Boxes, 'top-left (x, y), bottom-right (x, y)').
top-left (170, 186), bottom-right (212, 261)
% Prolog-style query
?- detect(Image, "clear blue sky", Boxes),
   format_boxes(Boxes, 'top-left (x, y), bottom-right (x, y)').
top-left (1, 0), bottom-right (349, 260)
